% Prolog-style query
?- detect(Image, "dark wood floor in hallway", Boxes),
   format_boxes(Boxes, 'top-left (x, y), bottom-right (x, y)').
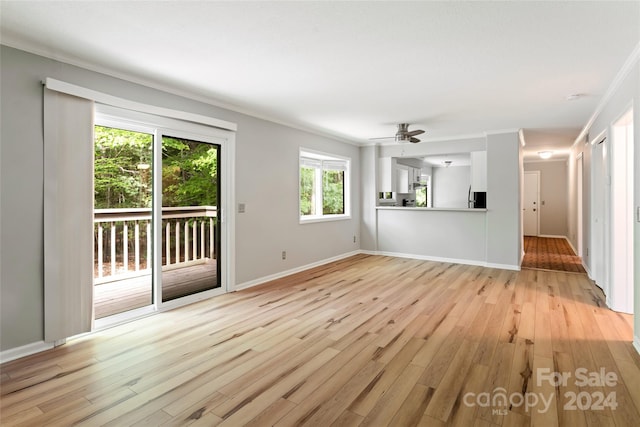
top-left (1, 254), bottom-right (639, 426)
top-left (522, 236), bottom-right (586, 273)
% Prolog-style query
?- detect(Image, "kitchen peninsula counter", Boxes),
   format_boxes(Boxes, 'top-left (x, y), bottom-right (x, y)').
top-left (376, 206), bottom-right (487, 212)
top-left (375, 206), bottom-right (488, 265)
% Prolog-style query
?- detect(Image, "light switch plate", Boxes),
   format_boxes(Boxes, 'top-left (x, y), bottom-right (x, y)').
top-left (238, 203), bottom-right (246, 214)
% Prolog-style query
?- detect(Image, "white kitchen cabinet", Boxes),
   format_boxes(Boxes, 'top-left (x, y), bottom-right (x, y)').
top-left (470, 151), bottom-right (487, 192)
top-left (379, 158), bottom-right (424, 193)
top-left (396, 165), bottom-right (410, 193)
top-left (378, 157), bottom-right (398, 192)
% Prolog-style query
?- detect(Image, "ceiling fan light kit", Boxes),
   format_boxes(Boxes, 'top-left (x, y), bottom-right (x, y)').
top-left (371, 123), bottom-right (425, 144)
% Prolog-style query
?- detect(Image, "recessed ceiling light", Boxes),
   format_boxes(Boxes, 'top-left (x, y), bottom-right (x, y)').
top-left (538, 151), bottom-right (553, 159)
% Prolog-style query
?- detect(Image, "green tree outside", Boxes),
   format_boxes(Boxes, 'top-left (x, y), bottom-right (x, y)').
top-left (94, 126), bottom-right (153, 209)
top-left (94, 126), bottom-right (219, 209)
top-left (322, 170), bottom-right (345, 215)
top-left (299, 166), bottom-right (345, 216)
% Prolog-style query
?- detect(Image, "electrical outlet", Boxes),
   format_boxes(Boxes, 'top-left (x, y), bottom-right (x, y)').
top-left (282, 251), bottom-right (286, 260)
top-left (238, 203), bottom-right (246, 213)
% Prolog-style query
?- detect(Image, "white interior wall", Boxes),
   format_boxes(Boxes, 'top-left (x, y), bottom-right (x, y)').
top-left (523, 160), bottom-right (569, 237)
top-left (570, 136), bottom-right (592, 272)
top-left (362, 133), bottom-right (520, 270)
top-left (568, 57), bottom-right (639, 351)
top-left (359, 145), bottom-right (378, 251)
top-left (432, 166), bottom-right (471, 208)
top-left (376, 209), bottom-right (487, 262)
top-left (485, 131), bottom-right (522, 269)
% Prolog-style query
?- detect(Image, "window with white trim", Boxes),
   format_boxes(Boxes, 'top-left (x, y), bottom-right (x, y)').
top-left (299, 149), bottom-right (350, 222)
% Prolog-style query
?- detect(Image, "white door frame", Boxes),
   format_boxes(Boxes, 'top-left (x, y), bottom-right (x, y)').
top-left (591, 130), bottom-right (609, 301)
top-left (609, 107), bottom-right (634, 314)
top-left (576, 153), bottom-right (583, 257)
top-left (523, 170), bottom-right (540, 236)
top-left (94, 105), bottom-right (236, 328)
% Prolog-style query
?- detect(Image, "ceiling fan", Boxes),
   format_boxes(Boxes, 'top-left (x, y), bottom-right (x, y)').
top-left (370, 123), bottom-right (425, 143)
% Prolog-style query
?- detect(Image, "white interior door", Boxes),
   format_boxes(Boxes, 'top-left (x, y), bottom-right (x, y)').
top-left (523, 171), bottom-right (540, 236)
top-left (592, 136), bottom-right (609, 298)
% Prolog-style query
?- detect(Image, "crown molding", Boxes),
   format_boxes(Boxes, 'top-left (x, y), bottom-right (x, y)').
top-left (1, 40), bottom-right (363, 146)
top-left (484, 128), bottom-right (521, 136)
top-left (518, 129), bottom-right (526, 147)
top-left (572, 41), bottom-right (640, 148)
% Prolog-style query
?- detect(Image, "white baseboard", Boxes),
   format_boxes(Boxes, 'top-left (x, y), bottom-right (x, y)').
top-left (376, 250), bottom-right (486, 267)
top-left (486, 262), bottom-right (521, 271)
top-left (234, 250), bottom-right (362, 291)
top-left (373, 250), bottom-right (520, 271)
top-left (234, 249), bottom-right (523, 292)
top-left (538, 234), bottom-right (568, 239)
top-left (564, 238), bottom-right (578, 256)
top-left (0, 341), bottom-right (54, 364)
top-left (633, 336), bottom-right (640, 356)
top-left (360, 249), bottom-right (378, 256)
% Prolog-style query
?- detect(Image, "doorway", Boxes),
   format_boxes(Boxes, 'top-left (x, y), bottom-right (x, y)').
top-left (93, 124), bottom-right (155, 319)
top-left (591, 110), bottom-right (634, 314)
top-left (160, 135), bottom-right (221, 303)
top-left (576, 153), bottom-right (584, 257)
top-left (610, 108), bottom-right (634, 314)
top-left (591, 133), bottom-right (609, 298)
top-left (523, 171), bottom-right (540, 236)
top-left (93, 107), bottom-right (231, 324)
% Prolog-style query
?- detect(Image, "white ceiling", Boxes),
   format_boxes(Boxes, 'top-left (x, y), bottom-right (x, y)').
top-left (2, 1), bottom-right (639, 159)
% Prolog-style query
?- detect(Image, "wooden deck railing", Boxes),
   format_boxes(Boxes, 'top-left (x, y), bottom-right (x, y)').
top-left (94, 206), bottom-right (217, 284)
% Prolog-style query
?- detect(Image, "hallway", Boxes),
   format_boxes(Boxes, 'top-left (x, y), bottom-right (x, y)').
top-left (522, 236), bottom-right (586, 274)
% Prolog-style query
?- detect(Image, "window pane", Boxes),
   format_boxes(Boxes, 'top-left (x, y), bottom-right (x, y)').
top-left (416, 187), bottom-right (427, 207)
top-left (322, 169), bottom-right (344, 215)
top-left (161, 136), bottom-right (221, 302)
top-left (93, 125), bottom-right (154, 319)
top-left (300, 166), bottom-right (316, 216)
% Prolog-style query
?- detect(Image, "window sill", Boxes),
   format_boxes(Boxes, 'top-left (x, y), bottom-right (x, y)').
top-left (299, 214), bottom-right (351, 224)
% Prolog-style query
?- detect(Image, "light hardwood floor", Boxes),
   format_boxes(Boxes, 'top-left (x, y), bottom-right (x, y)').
top-left (1, 254), bottom-right (639, 426)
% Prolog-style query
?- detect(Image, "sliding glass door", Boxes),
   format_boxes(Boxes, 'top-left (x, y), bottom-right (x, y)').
top-left (160, 136), bottom-right (221, 302)
top-left (93, 125), bottom-right (155, 319)
top-left (93, 108), bottom-right (228, 323)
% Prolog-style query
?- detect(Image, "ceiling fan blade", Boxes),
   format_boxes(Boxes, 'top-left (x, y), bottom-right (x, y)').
top-left (406, 129), bottom-right (425, 137)
top-left (368, 136), bottom-right (395, 140)
top-left (410, 137), bottom-right (421, 143)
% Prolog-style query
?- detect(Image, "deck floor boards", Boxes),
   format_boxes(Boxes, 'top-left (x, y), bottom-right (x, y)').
top-left (94, 261), bottom-right (218, 318)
